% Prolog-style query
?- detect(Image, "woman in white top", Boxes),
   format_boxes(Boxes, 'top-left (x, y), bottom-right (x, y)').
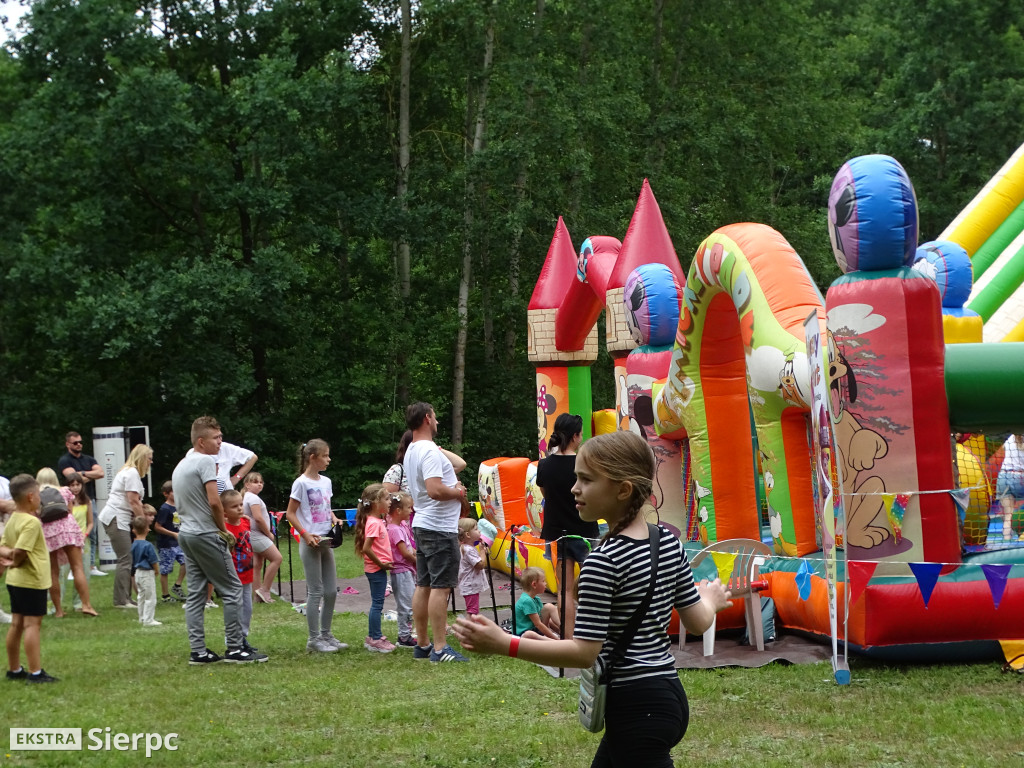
top-left (99, 444), bottom-right (152, 607)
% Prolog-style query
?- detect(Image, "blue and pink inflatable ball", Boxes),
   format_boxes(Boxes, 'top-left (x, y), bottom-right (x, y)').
top-left (828, 155), bottom-right (919, 274)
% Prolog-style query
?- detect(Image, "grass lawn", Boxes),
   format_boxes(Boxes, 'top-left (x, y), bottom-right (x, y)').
top-left (4, 545), bottom-right (1023, 767)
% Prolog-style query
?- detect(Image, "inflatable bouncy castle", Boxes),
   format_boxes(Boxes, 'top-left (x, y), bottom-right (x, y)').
top-left (484, 162), bottom-right (1024, 664)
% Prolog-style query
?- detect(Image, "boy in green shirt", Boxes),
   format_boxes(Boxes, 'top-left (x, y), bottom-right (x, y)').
top-left (0, 474), bottom-right (57, 683)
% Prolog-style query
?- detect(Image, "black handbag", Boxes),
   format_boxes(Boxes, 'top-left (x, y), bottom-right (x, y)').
top-left (578, 523), bottom-right (661, 732)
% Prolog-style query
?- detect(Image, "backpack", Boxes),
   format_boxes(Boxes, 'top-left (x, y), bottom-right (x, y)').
top-left (39, 486), bottom-right (70, 523)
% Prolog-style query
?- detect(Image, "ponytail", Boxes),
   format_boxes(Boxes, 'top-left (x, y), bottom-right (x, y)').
top-left (298, 439), bottom-right (330, 474)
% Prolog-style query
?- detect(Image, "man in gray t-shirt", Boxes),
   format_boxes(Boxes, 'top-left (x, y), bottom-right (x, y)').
top-left (173, 452), bottom-right (221, 536)
top-left (172, 416), bottom-right (267, 665)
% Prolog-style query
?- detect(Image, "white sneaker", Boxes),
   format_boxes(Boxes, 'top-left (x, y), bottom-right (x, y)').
top-left (306, 637), bottom-right (338, 653)
top-left (90, 568), bottom-right (107, 576)
top-left (205, 600), bottom-right (219, 610)
top-left (0, 609), bottom-right (11, 624)
top-left (67, 572), bottom-right (75, 581)
top-left (320, 633), bottom-right (349, 651)
top-left (142, 620), bottom-right (163, 627)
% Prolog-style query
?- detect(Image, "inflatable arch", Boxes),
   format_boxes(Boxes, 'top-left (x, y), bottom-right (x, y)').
top-left (654, 223), bottom-right (826, 556)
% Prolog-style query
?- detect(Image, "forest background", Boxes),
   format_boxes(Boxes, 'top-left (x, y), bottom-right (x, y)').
top-left (1, 0), bottom-right (1023, 508)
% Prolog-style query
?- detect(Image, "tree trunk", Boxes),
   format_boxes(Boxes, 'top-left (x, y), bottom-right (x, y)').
top-left (452, 0), bottom-right (497, 445)
top-left (503, 0), bottom-right (545, 368)
top-left (395, 0), bottom-right (413, 407)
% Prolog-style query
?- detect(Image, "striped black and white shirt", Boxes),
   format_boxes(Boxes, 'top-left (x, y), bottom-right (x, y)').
top-left (574, 525), bottom-right (699, 685)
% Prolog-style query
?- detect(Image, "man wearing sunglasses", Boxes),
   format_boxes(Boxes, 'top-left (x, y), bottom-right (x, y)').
top-left (57, 432), bottom-right (106, 576)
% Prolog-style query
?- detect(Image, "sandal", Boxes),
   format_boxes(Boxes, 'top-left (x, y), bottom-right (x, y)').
top-left (255, 589), bottom-right (272, 604)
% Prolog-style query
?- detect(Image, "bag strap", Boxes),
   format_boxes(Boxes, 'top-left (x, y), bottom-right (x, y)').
top-left (601, 523), bottom-right (661, 679)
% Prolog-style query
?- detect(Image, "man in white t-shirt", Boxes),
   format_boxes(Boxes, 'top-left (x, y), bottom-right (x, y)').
top-left (403, 403), bottom-right (470, 662)
top-left (186, 440), bottom-right (258, 493)
top-left (0, 475), bottom-right (12, 515)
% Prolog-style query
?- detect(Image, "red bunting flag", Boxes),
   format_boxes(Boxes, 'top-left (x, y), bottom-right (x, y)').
top-left (909, 562), bottom-right (943, 608)
top-left (847, 560), bottom-right (878, 605)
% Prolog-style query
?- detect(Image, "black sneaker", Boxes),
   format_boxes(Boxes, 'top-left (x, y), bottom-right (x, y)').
top-left (161, 595), bottom-right (176, 604)
top-left (6, 668), bottom-right (28, 680)
top-left (171, 584), bottom-right (186, 599)
top-left (429, 644), bottom-right (469, 663)
top-left (242, 639), bottom-right (259, 653)
top-left (26, 669), bottom-right (58, 683)
top-left (224, 647), bottom-right (268, 664)
top-left (189, 649), bottom-right (222, 665)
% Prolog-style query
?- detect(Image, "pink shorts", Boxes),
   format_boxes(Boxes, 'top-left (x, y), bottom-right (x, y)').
top-left (463, 593), bottom-right (480, 614)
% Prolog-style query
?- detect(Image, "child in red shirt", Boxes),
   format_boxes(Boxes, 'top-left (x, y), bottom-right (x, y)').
top-left (222, 490), bottom-right (255, 647)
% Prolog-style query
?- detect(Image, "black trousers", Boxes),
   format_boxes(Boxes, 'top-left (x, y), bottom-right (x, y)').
top-left (591, 675), bottom-right (689, 768)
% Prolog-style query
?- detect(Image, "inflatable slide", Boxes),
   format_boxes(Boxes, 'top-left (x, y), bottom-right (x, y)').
top-left (939, 141), bottom-right (1024, 342)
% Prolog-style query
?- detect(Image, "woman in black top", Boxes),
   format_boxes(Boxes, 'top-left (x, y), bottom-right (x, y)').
top-left (536, 413), bottom-right (598, 635)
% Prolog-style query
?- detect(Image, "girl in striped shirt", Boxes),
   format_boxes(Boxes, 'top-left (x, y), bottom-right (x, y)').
top-left (455, 431), bottom-right (732, 767)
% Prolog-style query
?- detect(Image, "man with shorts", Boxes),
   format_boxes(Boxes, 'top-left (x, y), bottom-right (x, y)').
top-left (403, 402), bottom-right (469, 662)
top-left (172, 416), bottom-right (267, 665)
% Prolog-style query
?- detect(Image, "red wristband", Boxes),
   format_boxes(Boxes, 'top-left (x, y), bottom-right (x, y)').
top-left (508, 636), bottom-right (520, 658)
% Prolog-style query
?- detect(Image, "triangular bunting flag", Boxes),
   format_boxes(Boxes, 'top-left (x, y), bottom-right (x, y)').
top-left (909, 562), bottom-right (942, 608)
top-left (949, 488), bottom-right (970, 513)
top-left (710, 551), bottom-right (737, 585)
top-left (981, 564), bottom-right (1013, 609)
top-left (796, 559), bottom-right (813, 601)
top-left (847, 560), bottom-right (878, 605)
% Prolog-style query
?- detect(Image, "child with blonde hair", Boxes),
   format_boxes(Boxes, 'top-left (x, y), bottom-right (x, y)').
top-left (457, 517), bottom-right (488, 617)
top-left (354, 483), bottom-right (394, 653)
top-left (242, 472), bottom-right (281, 604)
top-left (513, 566), bottom-right (560, 639)
top-left (386, 492), bottom-right (416, 647)
top-left (130, 515), bottom-right (161, 627)
top-left (455, 431), bottom-right (734, 766)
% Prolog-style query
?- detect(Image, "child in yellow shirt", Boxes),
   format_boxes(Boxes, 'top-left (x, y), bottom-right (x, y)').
top-left (0, 474), bottom-right (57, 683)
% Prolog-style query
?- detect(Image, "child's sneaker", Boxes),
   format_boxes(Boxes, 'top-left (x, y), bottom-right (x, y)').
top-left (396, 635), bottom-right (417, 648)
top-left (6, 668), bottom-right (28, 680)
top-left (306, 637), bottom-right (338, 653)
top-left (429, 644), bottom-right (469, 663)
top-left (188, 648), bottom-right (222, 665)
top-left (224, 647), bottom-right (269, 663)
top-left (26, 669), bottom-right (58, 684)
top-left (205, 600), bottom-right (219, 610)
top-left (161, 595), bottom-right (177, 604)
top-left (320, 633), bottom-right (349, 651)
top-left (171, 584), bottom-right (186, 599)
top-left (413, 644), bottom-right (433, 660)
top-left (364, 636), bottom-right (395, 653)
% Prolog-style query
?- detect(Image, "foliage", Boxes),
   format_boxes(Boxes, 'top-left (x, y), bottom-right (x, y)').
top-left (0, 0), bottom-right (1020, 502)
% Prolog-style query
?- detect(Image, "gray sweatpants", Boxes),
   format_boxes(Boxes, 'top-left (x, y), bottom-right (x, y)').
top-left (299, 539), bottom-right (336, 640)
top-left (178, 530), bottom-right (244, 653)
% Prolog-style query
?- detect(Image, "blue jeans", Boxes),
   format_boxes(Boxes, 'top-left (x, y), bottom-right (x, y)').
top-left (366, 569), bottom-right (388, 639)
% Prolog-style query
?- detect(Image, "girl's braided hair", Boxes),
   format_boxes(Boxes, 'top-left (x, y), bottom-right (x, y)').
top-left (577, 431), bottom-right (656, 541)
